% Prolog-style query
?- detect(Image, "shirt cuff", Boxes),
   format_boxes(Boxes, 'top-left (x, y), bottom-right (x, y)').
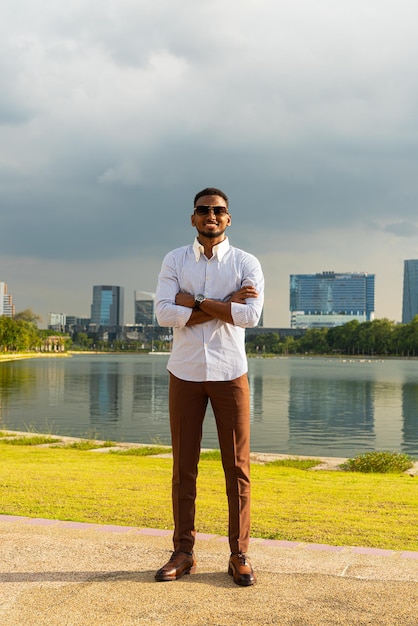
top-left (175, 305), bottom-right (193, 327)
top-left (231, 302), bottom-right (249, 327)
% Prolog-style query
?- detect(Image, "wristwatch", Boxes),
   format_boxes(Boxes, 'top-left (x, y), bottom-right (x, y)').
top-left (194, 294), bottom-right (206, 307)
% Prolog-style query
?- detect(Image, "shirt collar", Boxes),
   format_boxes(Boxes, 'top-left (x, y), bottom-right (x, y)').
top-left (193, 237), bottom-right (230, 262)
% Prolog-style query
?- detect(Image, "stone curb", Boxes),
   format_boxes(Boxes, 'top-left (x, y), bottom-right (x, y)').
top-left (1, 514), bottom-right (418, 560)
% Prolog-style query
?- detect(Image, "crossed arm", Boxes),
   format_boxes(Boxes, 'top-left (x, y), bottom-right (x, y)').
top-left (175, 285), bottom-right (259, 326)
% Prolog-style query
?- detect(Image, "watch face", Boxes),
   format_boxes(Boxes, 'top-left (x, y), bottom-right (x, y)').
top-left (195, 294), bottom-right (205, 304)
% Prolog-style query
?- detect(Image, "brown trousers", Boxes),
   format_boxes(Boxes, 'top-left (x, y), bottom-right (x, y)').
top-left (169, 372), bottom-right (251, 555)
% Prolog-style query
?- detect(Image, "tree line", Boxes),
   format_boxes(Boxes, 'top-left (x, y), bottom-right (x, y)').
top-left (4, 312), bottom-right (418, 357)
top-left (0, 311), bottom-right (70, 352)
top-left (245, 317), bottom-right (418, 357)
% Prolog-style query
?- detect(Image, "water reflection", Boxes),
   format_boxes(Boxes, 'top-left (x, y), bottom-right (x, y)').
top-left (47, 362), bottom-right (65, 407)
top-left (248, 373), bottom-right (263, 423)
top-left (89, 361), bottom-right (121, 425)
top-left (401, 383), bottom-right (418, 455)
top-left (0, 362), bottom-right (36, 419)
top-left (287, 377), bottom-right (375, 455)
top-left (131, 361), bottom-right (169, 425)
top-left (2, 356), bottom-right (418, 456)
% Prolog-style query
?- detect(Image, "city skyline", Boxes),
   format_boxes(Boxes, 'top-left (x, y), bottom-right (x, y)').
top-left (42, 267), bottom-right (390, 330)
top-left (2, 2), bottom-right (418, 328)
top-left (3, 258), bottom-right (417, 329)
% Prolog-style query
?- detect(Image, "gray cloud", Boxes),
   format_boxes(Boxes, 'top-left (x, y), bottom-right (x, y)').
top-left (1, 0), bottom-right (418, 324)
top-left (383, 221), bottom-right (418, 237)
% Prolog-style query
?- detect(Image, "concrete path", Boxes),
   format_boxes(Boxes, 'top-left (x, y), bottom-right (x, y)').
top-left (1, 515), bottom-right (417, 625)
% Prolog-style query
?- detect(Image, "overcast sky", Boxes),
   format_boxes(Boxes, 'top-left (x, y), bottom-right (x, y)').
top-left (1, 0), bottom-right (418, 327)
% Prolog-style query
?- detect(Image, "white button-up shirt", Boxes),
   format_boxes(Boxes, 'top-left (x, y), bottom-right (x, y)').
top-left (155, 237), bottom-right (264, 381)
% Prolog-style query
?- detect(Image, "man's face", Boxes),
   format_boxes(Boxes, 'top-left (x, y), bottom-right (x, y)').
top-left (191, 194), bottom-right (231, 239)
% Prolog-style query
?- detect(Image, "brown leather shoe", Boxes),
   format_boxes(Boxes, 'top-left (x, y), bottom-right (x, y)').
top-left (228, 553), bottom-right (256, 586)
top-left (155, 551), bottom-right (197, 582)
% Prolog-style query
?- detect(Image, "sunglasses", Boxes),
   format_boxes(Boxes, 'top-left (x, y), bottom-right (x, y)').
top-left (194, 205), bottom-right (229, 216)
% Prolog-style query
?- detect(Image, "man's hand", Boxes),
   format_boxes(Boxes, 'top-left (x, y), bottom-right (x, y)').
top-left (175, 291), bottom-right (195, 308)
top-left (228, 286), bottom-right (259, 304)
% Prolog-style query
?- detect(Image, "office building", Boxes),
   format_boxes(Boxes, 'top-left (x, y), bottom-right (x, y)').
top-left (48, 313), bottom-right (66, 331)
top-left (90, 285), bottom-right (124, 327)
top-left (134, 291), bottom-right (155, 325)
top-left (0, 282), bottom-right (15, 317)
top-left (290, 271), bottom-right (375, 328)
top-left (402, 260), bottom-right (418, 324)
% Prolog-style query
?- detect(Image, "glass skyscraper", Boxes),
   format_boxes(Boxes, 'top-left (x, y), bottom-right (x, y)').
top-left (290, 272), bottom-right (375, 328)
top-left (134, 291), bottom-right (155, 325)
top-left (402, 260), bottom-right (418, 324)
top-left (90, 285), bottom-right (124, 327)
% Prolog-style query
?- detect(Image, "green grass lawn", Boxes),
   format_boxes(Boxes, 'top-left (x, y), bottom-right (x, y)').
top-left (0, 441), bottom-right (417, 551)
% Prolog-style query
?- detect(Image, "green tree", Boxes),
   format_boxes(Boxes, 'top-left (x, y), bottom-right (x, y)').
top-left (296, 328), bottom-right (329, 354)
top-left (327, 320), bottom-right (359, 354)
top-left (369, 318), bottom-right (395, 355)
top-left (246, 332), bottom-right (281, 354)
top-left (396, 316), bottom-right (418, 356)
top-left (355, 321), bottom-right (373, 354)
top-left (14, 309), bottom-right (42, 327)
top-left (280, 336), bottom-right (297, 355)
top-left (0, 317), bottom-right (41, 351)
top-left (16, 320), bottom-right (41, 350)
top-left (72, 332), bottom-right (93, 350)
top-left (0, 317), bottom-right (18, 350)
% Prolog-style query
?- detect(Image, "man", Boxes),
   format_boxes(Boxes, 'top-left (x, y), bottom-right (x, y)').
top-left (154, 187), bottom-right (264, 586)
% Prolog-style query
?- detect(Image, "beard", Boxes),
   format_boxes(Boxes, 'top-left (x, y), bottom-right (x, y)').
top-left (196, 226), bottom-right (226, 239)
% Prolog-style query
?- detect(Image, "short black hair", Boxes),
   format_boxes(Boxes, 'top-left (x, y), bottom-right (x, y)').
top-left (194, 187), bottom-right (229, 207)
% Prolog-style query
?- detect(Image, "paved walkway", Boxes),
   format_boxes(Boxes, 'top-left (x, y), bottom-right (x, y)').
top-left (1, 515), bottom-right (417, 625)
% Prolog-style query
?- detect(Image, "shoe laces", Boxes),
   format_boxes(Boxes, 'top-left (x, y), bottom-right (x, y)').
top-left (234, 552), bottom-right (248, 565)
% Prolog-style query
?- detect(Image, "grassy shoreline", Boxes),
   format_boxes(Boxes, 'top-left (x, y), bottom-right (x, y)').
top-left (0, 431), bottom-right (417, 551)
top-left (3, 351), bottom-right (418, 362)
top-left (0, 352), bottom-right (70, 362)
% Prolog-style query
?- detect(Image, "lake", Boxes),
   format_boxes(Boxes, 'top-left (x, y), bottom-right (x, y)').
top-left (1, 354), bottom-right (418, 458)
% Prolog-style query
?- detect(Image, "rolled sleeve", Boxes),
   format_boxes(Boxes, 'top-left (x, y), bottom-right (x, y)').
top-left (231, 298), bottom-right (264, 328)
top-left (230, 255), bottom-right (265, 328)
top-left (156, 300), bottom-right (192, 328)
top-left (155, 251), bottom-right (193, 328)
